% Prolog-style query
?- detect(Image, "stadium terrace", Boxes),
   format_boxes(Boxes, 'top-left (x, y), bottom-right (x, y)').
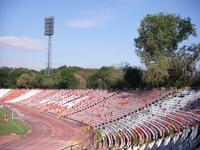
top-left (0, 88), bottom-right (200, 149)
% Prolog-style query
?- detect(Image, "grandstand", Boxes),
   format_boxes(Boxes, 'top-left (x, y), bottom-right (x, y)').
top-left (0, 88), bottom-right (200, 149)
top-left (0, 89), bottom-right (28, 104)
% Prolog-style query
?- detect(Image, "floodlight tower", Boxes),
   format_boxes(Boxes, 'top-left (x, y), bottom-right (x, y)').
top-left (44, 16), bottom-right (54, 75)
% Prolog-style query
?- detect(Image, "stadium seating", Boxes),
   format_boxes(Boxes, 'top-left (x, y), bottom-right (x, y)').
top-left (0, 89), bottom-right (28, 103)
top-left (0, 88), bottom-right (199, 149)
top-left (0, 89), bottom-right (12, 98)
top-left (8, 89), bottom-right (42, 103)
top-left (95, 89), bottom-right (200, 150)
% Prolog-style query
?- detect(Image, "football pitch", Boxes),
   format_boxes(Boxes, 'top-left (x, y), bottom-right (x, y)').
top-left (0, 108), bottom-right (30, 135)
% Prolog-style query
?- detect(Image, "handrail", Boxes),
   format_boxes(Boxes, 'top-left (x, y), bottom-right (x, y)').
top-left (60, 134), bottom-right (94, 150)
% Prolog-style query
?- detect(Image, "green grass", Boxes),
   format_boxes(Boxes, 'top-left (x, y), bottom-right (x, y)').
top-left (0, 108), bottom-right (30, 135)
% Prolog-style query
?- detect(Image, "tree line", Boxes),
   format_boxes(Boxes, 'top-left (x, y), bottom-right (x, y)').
top-left (0, 64), bottom-right (199, 89)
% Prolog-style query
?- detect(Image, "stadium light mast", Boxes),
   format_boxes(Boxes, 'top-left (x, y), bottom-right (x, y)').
top-left (44, 16), bottom-right (54, 75)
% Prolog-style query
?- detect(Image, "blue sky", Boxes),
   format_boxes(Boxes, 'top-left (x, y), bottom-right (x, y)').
top-left (0, 0), bottom-right (200, 70)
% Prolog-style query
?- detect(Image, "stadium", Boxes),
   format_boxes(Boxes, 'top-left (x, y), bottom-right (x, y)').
top-left (0, 88), bottom-right (200, 149)
top-left (1, 1), bottom-right (200, 150)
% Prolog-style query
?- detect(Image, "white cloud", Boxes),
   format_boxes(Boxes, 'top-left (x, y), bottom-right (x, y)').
top-left (66, 10), bottom-right (113, 28)
top-left (0, 36), bottom-right (46, 50)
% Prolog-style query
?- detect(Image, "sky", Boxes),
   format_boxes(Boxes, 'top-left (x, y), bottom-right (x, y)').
top-left (0, 0), bottom-right (200, 70)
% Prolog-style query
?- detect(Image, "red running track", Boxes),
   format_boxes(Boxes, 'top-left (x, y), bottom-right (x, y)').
top-left (0, 103), bottom-right (91, 150)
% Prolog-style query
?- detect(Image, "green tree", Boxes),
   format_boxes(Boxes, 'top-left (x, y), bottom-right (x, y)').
top-left (0, 67), bottom-right (10, 88)
top-left (52, 66), bottom-right (79, 88)
top-left (135, 12), bottom-right (196, 65)
top-left (41, 76), bottom-right (54, 88)
top-left (144, 56), bottom-right (172, 87)
top-left (124, 66), bottom-right (144, 88)
top-left (33, 73), bottom-right (53, 88)
top-left (87, 67), bottom-right (113, 89)
top-left (87, 66), bottom-right (123, 89)
top-left (59, 69), bottom-right (79, 88)
top-left (168, 44), bottom-right (200, 87)
top-left (189, 73), bottom-right (200, 88)
top-left (135, 12), bottom-right (199, 87)
top-left (16, 73), bottom-right (36, 88)
top-left (0, 67), bottom-right (36, 88)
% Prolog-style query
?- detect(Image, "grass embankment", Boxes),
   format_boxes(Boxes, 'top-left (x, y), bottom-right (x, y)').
top-left (0, 108), bottom-right (30, 135)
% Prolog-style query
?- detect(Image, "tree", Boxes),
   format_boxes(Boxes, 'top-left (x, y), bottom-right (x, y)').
top-left (189, 72), bottom-right (200, 88)
top-left (124, 66), bottom-right (144, 88)
top-left (0, 67), bottom-right (37, 88)
top-left (17, 73), bottom-right (36, 88)
top-left (134, 12), bottom-right (200, 87)
top-left (0, 67), bottom-right (10, 88)
top-left (40, 75), bottom-right (54, 88)
top-left (135, 12), bottom-right (196, 65)
top-left (168, 44), bottom-right (200, 87)
top-left (52, 67), bottom-right (79, 89)
top-left (59, 69), bottom-right (79, 88)
top-left (144, 56), bottom-right (172, 87)
top-left (88, 67), bottom-right (113, 89)
top-left (87, 66), bottom-right (123, 89)
top-left (34, 73), bottom-right (54, 88)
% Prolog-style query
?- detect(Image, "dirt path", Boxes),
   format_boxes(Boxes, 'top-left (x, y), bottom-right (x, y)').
top-left (0, 103), bottom-right (91, 150)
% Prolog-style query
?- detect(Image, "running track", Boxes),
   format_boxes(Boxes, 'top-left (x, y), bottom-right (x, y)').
top-left (0, 104), bottom-right (91, 150)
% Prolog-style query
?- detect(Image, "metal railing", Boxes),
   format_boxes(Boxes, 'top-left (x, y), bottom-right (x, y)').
top-left (60, 135), bottom-right (95, 150)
